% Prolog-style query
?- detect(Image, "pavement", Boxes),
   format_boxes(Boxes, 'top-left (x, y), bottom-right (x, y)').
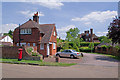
top-left (2, 53), bottom-right (119, 78)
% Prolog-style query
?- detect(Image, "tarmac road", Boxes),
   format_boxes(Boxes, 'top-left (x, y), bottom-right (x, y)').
top-left (2, 53), bottom-right (119, 78)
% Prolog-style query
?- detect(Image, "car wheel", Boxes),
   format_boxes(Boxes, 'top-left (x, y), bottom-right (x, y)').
top-left (70, 55), bottom-right (74, 59)
top-left (56, 54), bottom-right (61, 57)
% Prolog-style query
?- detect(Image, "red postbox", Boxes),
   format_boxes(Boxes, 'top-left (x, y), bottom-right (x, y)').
top-left (18, 48), bottom-right (23, 61)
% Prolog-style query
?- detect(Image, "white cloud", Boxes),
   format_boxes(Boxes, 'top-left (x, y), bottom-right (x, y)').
top-left (1, 23), bottom-right (18, 33)
top-left (95, 31), bottom-right (108, 37)
top-left (57, 25), bottom-right (76, 39)
top-left (71, 10), bottom-right (117, 22)
top-left (84, 22), bottom-right (91, 25)
top-left (31, 1), bottom-right (64, 9)
top-left (57, 25), bottom-right (75, 32)
top-left (19, 10), bottom-right (44, 17)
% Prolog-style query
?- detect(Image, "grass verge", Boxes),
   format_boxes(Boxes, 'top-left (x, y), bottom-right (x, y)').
top-left (0, 58), bottom-right (77, 66)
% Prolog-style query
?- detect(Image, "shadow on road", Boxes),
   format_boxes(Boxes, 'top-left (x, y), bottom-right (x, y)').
top-left (60, 56), bottom-right (79, 59)
top-left (95, 56), bottom-right (119, 62)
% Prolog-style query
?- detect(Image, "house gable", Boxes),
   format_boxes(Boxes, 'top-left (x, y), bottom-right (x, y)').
top-left (49, 26), bottom-right (57, 43)
top-left (0, 35), bottom-right (13, 43)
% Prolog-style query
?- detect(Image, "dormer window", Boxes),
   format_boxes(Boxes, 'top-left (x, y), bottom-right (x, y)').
top-left (20, 29), bottom-right (31, 34)
top-left (54, 31), bottom-right (56, 36)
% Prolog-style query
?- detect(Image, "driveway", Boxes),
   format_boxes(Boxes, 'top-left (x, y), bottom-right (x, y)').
top-left (2, 53), bottom-right (119, 78)
top-left (77, 53), bottom-right (119, 67)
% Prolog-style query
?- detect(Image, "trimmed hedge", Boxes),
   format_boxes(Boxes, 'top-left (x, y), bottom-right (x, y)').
top-left (79, 47), bottom-right (94, 52)
top-left (80, 42), bottom-right (100, 46)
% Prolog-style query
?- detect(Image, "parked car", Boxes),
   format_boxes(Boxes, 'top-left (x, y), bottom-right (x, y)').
top-left (55, 49), bottom-right (83, 59)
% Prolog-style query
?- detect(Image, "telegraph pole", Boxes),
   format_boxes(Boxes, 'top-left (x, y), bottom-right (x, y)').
top-left (19, 24), bottom-right (21, 46)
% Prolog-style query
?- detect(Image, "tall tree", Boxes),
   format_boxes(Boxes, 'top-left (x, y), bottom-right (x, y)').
top-left (66, 28), bottom-right (80, 38)
top-left (100, 36), bottom-right (111, 43)
top-left (108, 18), bottom-right (120, 44)
top-left (8, 30), bottom-right (13, 35)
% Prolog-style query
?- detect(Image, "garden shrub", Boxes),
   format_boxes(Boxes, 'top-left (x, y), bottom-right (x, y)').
top-left (26, 47), bottom-right (33, 54)
top-left (80, 42), bottom-right (100, 46)
top-left (79, 47), bottom-right (94, 52)
top-left (114, 45), bottom-right (120, 51)
top-left (32, 52), bottom-right (38, 56)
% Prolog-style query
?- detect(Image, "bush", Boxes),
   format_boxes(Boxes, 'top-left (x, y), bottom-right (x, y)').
top-left (32, 52), bottom-right (38, 56)
top-left (80, 42), bottom-right (100, 47)
top-left (114, 45), bottom-right (120, 51)
top-left (27, 47), bottom-right (33, 54)
top-left (101, 45), bottom-right (107, 48)
top-left (79, 47), bottom-right (94, 52)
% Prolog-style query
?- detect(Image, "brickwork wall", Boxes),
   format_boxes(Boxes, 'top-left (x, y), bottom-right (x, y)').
top-left (13, 28), bottom-right (41, 45)
top-left (38, 43), bottom-right (47, 56)
top-left (0, 46), bottom-right (41, 60)
top-left (95, 47), bottom-right (119, 56)
top-left (49, 26), bottom-right (57, 55)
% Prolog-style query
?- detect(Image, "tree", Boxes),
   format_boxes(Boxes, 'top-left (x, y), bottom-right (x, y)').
top-left (88, 43), bottom-right (94, 49)
top-left (100, 36), bottom-right (111, 43)
top-left (62, 42), bottom-right (69, 50)
top-left (66, 32), bottom-right (73, 41)
top-left (66, 28), bottom-right (80, 39)
top-left (98, 36), bottom-right (107, 41)
top-left (108, 18), bottom-right (120, 44)
top-left (3, 30), bottom-right (13, 39)
top-left (8, 30), bottom-right (13, 35)
top-left (72, 43), bottom-right (79, 52)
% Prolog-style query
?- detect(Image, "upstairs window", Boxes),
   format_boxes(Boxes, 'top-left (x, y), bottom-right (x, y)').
top-left (33, 43), bottom-right (36, 46)
top-left (54, 31), bottom-right (56, 36)
top-left (20, 29), bottom-right (31, 34)
top-left (53, 43), bottom-right (56, 49)
top-left (27, 43), bottom-right (30, 46)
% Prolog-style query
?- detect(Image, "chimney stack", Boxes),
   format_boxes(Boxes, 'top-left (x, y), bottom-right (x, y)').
top-left (33, 12), bottom-right (39, 23)
top-left (90, 28), bottom-right (93, 42)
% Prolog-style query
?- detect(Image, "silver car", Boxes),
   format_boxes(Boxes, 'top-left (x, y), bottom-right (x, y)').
top-left (56, 49), bottom-right (83, 59)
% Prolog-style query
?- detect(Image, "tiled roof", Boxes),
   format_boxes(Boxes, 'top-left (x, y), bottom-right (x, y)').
top-left (39, 24), bottom-right (55, 43)
top-left (16, 20), bottom-right (44, 33)
top-left (97, 42), bottom-right (120, 47)
top-left (0, 35), bottom-right (7, 40)
top-left (16, 20), bottom-right (55, 43)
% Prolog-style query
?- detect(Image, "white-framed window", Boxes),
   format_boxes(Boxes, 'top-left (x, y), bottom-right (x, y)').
top-left (33, 43), bottom-right (36, 46)
top-left (40, 43), bottom-right (44, 50)
top-left (54, 31), bottom-right (56, 36)
top-left (20, 29), bottom-right (31, 34)
top-left (20, 43), bottom-right (26, 46)
top-left (53, 43), bottom-right (56, 49)
top-left (17, 43), bottom-right (19, 46)
top-left (27, 43), bottom-right (30, 46)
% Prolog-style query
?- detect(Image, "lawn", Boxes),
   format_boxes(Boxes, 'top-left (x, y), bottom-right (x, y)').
top-left (0, 58), bottom-right (77, 66)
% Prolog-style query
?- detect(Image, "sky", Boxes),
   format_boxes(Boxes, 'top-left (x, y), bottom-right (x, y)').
top-left (1, 1), bottom-right (119, 39)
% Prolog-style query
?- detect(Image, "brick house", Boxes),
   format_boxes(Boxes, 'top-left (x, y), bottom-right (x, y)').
top-left (13, 12), bottom-right (57, 56)
top-left (78, 29), bottom-right (99, 42)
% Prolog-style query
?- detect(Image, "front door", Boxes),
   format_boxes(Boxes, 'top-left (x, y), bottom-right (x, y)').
top-left (47, 44), bottom-right (50, 56)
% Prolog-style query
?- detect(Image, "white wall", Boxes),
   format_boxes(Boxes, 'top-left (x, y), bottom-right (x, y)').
top-left (0, 36), bottom-right (13, 43)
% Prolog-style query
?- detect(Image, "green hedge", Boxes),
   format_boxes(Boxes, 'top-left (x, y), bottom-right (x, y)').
top-left (79, 47), bottom-right (94, 52)
top-left (80, 42), bottom-right (100, 46)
